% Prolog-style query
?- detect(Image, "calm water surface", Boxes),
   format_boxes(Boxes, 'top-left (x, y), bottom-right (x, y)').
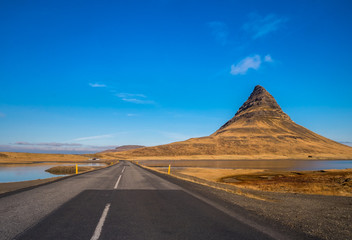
top-left (0, 163), bottom-right (105, 183)
top-left (139, 160), bottom-right (352, 171)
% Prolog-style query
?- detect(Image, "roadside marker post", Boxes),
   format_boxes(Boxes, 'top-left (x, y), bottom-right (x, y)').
top-left (76, 164), bottom-right (78, 174)
top-left (168, 164), bottom-right (171, 174)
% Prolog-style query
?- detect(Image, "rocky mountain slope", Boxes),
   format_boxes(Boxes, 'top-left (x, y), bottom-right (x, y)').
top-left (102, 86), bottom-right (352, 160)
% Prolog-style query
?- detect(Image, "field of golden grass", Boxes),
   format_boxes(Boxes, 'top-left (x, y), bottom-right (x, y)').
top-left (171, 167), bottom-right (265, 182)
top-left (167, 167), bottom-right (352, 197)
top-left (0, 152), bottom-right (90, 164)
top-left (221, 169), bottom-right (352, 196)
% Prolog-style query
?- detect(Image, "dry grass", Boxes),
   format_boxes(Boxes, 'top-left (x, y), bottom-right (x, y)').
top-left (143, 165), bottom-right (269, 201)
top-left (45, 165), bottom-right (102, 175)
top-left (155, 166), bottom-right (352, 197)
top-left (221, 169), bottom-right (352, 196)
top-left (173, 167), bottom-right (265, 182)
top-left (0, 152), bottom-right (90, 164)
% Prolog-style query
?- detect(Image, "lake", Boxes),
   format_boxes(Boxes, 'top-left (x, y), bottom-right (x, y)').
top-left (138, 159), bottom-right (352, 171)
top-left (0, 163), bottom-right (105, 183)
top-left (1, 160), bottom-right (351, 183)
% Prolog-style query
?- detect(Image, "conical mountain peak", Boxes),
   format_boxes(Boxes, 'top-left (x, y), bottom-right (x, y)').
top-left (216, 85), bottom-right (291, 132)
top-left (236, 85), bottom-right (282, 116)
top-left (104, 84), bottom-right (352, 160)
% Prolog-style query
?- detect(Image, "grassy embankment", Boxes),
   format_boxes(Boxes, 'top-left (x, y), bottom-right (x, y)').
top-left (45, 165), bottom-right (103, 175)
top-left (159, 167), bottom-right (352, 197)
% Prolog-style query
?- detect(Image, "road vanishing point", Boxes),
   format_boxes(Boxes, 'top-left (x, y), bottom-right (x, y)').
top-left (0, 161), bottom-right (311, 240)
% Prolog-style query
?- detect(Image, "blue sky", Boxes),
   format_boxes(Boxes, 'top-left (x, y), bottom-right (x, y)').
top-left (1, 0), bottom-right (352, 153)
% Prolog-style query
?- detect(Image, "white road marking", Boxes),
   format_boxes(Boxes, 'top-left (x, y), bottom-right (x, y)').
top-left (122, 166), bottom-right (126, 173)
top-left (90, 203), bottom-right (111, 240)
top-left (114, 175), bottom-right (122, 189)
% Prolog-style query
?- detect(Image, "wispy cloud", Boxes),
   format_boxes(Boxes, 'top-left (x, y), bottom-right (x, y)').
top-left (230, 54), bottom-right (273, 75)
top-left (14, 142), bottom-right (82, 147)
top-left (2, 142), bottom-right (116, 154)
top-left (116, 93), bottom-right (154, 104)
top-left (88, 82), bottom-right (154, 105)
top-left (73, 134), bottom-right (114, 141)
top-left (264, 54), bottom-right (273, 62)
top-left (0, 112), bottom-right (5, 118)
top-left (89, 83), bottom-right (106, 88)
top-left (208, 21), bottom-right (229, 45)
top-left (121, 98), bottom-right (154, 104)
top-left (116, 93), bottom-right (146, 98)
top-left (127, 113), bottom-right (139, 117)
top-left (243, 13), bottom-right (288, 39)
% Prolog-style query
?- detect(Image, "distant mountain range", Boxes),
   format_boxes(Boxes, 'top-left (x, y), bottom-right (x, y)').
top-left (102, 145), bottom-right (145, 153)
top-left (101, 85), bottom-right (352, 160)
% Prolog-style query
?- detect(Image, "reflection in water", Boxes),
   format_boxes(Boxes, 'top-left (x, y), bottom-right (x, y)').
top-left (139, 160), bottom-right (352, 171)
top-left (0, 163), bottom-right (105, 183)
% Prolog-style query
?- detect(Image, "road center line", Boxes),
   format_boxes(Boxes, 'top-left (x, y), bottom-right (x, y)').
top-left (90, 203), bottom-right (111, 240)
top-left (122, 166), bottom-right (125, 173)
top-left (114, 175), bottom-right (122, 189)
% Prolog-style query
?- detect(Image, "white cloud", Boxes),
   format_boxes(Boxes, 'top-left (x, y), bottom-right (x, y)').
top-left (14, 142), bottom-right (82, 147)
top-left (121, 98), bottom-right (154, 104)
top-left (127, 113), bottom-right (139, 117)
top-left (88, 84), bottom-right (154, 105)
top-left (264, 54), bottom-right (273, 62)
top-left (230, 54), bottom-right (274, 75)
top-left (208, 21), bottom-right (229, 45)
top-left (230, 55), bottom-right (262, 75)
top-left (89, 83), bottom-right (106, 88)
top-left (116, 93), bottom-right (154, 104)
top-left (243, 13), bottom-right (288, 39)
top-left (116, 93), bottom-right (146, 98)
top-left (73, 134), bottom-right (114, 141)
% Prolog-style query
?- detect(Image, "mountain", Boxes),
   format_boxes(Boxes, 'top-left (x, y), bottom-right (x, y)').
top-left (101, 145), bottom-right (145, 153)
top-left (102, 85), bottom-right (352, 160)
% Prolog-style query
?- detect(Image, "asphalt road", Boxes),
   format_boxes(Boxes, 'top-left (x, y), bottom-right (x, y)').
top-left (0, 161), bottom-right (308, 240)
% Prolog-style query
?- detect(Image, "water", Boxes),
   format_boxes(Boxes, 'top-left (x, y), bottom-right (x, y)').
top-left (138, 160), bottom-right (352, 171)
top-left (1, 160), bottom-right (351, 183)
top-left (0, 163), bottom-right (105, 183)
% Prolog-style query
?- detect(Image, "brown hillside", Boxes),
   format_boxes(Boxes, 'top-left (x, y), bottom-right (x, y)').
top-left (102, 85), bottom-right (352, 160)
top-left (101, 145), bottom-right (145, 153)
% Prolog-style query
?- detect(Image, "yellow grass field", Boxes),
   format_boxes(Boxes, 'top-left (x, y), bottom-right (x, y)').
top-left (168, 167), bottom-right (352, 197)
top-left (0, 152), bottom-right (90, 164)
top-left (173, 167), bottom-right (265, 181)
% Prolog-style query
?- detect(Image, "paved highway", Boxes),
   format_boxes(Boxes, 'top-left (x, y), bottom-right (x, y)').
top-left (0, 161), bottom-right (307, 240)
